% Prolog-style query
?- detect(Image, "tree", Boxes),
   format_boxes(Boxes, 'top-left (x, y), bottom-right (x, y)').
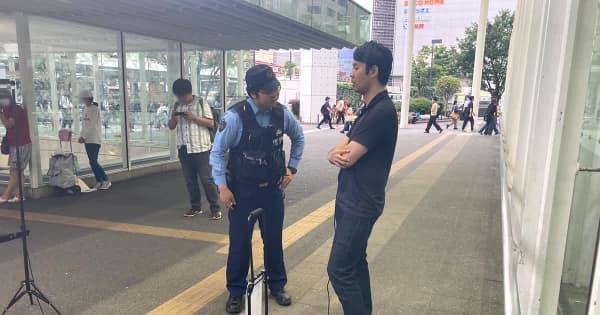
top-left (456, 10), bottom-right (513, 99)
top-left (410, 97), bottom-right (432, 114)
top-left (411, 45), bottom-right (461, 97)
top-left (435, 76), bottom-right (461, 107)
top-left (283, 60), bottom-right (297, 79)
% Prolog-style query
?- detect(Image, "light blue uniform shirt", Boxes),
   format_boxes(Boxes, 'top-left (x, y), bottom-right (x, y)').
top-left (210, 98), bottom-right (305, 186)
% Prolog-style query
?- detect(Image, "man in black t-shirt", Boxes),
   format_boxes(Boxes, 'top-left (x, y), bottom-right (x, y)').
top-left (317, 96), bottom-right (334, 129)
top-left (326, 41), bottom-right (397, 315)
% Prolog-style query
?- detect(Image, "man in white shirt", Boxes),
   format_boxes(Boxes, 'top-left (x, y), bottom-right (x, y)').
top-left (168, 79), bottom-right (221, 220)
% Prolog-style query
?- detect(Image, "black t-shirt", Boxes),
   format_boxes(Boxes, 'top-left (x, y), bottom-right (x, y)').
top-left (336, 91), bottom-right (398, 218)
top-left (321, 103), bottom-right (330, 115)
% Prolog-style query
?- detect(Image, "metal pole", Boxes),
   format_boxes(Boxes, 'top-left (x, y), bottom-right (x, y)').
top-left (471, 0), bottom-right (489, 118)
top-left (429, 42), bottom-right (434, 97)
top-left (400, 0), bottom-right (416, 128)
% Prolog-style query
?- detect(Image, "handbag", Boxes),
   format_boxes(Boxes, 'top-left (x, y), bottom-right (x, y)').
top-left (1, 136), bottom-right (9, 155)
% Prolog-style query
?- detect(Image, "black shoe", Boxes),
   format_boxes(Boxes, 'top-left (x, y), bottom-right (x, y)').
top-left (454, 128), bottom-right (458, 130)
top-left (209, 211), bottom-right (222, 220)
top-left (446, 124), bottom-right (449, 129)
top-left (226, 295), bottom-right (243, 314)
top-left (424, 131), bottom-right (430, 133)
top-left (271, 290), bottom-right (292, 306)
top-left (316, 126), bottom-right (321, 129)
top-left (439, 129), bottom-right (443, 134)
top-left (184, 209), bottom-right (203, 217)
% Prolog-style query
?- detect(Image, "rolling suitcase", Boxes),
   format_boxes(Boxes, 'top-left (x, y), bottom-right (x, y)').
top-left (245, 208), bottom-right (268, 315)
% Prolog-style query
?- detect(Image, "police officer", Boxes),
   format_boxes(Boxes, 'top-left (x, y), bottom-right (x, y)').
top-left (210, 64), bottom-right (305, 314)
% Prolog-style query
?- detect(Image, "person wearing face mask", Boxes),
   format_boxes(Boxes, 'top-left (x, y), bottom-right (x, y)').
top-left (78, 90), bottom-right (111, 191)
top-left (0, 89), bottom-right (32, 203)
top-left (210, 65), bottom-right (305, 314)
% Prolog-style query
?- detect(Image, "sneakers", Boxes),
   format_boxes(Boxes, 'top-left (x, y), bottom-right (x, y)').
top-left (93, 182), bottom-right (103, 190)
top-left (99, 181), bottom-right (112, 190)
top-left (8, 196), bottom-right (24, 203)
top-left (184, 209), bottom-right (203, 217)
top-left (271, 289), bottom-right (292, 306)
top-left (209, 211), bottom-right (222, 220)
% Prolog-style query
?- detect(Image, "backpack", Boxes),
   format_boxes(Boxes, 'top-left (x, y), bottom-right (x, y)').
top-left (199, 98), bottom-right (218, 142)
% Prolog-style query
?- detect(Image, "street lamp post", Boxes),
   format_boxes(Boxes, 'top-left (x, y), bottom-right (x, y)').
top-left (430, 39), bottom-right (442, 97)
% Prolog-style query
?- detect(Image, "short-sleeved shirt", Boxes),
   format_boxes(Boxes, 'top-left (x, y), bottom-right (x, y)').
top-left (336, 91), bottom-right (398, 218)
top-left (171, 96), bottom-right (213, 154)
top-left (3, 105), bottom-right (31, 146)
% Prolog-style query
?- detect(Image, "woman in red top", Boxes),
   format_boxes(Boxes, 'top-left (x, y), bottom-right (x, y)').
top-left (0, 89), bottom-right (32, 202)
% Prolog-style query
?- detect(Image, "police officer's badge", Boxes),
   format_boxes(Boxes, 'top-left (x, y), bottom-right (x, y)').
top-left (219, 118), bottom-right (227, 131)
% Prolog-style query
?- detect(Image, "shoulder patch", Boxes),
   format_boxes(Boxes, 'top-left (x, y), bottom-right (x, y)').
top-left (219, 119), bottom-right (227, 132)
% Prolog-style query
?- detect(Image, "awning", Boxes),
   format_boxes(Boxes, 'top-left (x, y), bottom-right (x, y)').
top-left (1, 0), bottom-right (357, 50)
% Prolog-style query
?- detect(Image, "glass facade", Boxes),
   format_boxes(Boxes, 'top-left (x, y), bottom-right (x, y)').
top-left (0, 13), bottom-right (19, 176)
top-left (124, 34), bottom-right (180, 163)
top-left (225, 50), bottom-right (255, 108)
top-left (244, 0), bottom-right (371, 45)
top-left (559, 12), bottom-right (600, 314)
top-left (29, 16), bottom-right (125, 174)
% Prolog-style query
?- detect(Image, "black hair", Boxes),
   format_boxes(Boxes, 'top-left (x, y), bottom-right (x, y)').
top-left (469, 96), bottom-right (474, 101)
top-left (353, 41), bottom-right (393, 85)
top-left (172, 79), bottom-right (192, 97)
top-left (432, 96), bottom-right (439, 102)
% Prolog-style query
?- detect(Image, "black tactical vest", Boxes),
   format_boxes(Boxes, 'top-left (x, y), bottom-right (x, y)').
top-left (227, 101), bottom-right (286, 185)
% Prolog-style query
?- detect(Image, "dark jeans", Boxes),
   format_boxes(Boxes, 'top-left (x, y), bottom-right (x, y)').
top-left (462, 117), bottom-right (474, 131)
top-left (342, 121), bottom-right (353, 133)
top-left (227, 184), bottom-right (287, 297)
top-left (85, 143), bottom-right (108, 183)
top-left (480, 119), bottom-right (499, 135)
top-left (318, 114), bottom-right (333, 129)
top-left (178, 147), bottom-right (220, 213)
top-left (327, 208), bottom-right (378, 315)
top-left (425, 115), bottom-right (442, 132)
top-left (336, 113), bottom-right (345, 124)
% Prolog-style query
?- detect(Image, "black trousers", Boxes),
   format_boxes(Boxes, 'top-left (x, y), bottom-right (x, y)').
top-left (425, 116), bottom-right (442, 132)
top-left (227, 183), bottom-right (287, 297)
top-left (318, 114), bottom-right (333, 129)
top-left (336, 112), bottom-right (345, 124)
top-left (178, 147), bottom-right (220, 213)
top-left (462, 117), bottom-right (474, 131)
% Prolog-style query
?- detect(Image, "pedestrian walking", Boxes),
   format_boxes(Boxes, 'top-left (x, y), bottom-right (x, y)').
top-left (424, 96), bottom-right (443, 134)
top-left (78, 90), bottom-right (111, 191)
top-left (480, 97), bottom-right (499, 135)
top-left (461, 96), bottom-right (475, 132)
top-left (317, 96), bottom-right (334, 129)
top-left (446, 100), bottom-right (460, 130)
top-left (335, 97), bottom-right (346, 124)
top-left (210, 65), bottom-right (305, 314)
top-left (168, 79), bottom-right (221, 220)
top-left (0, 89), bottom-right (32, 203)
top-left (326, 41), bottom-right (397, 315)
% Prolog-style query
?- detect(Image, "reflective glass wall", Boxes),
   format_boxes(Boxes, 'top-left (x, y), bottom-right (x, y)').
top-left (29, 16), bottom-right (124, 174)
top-left (124, 34), bottom-right (180, 164)
top-left (225, 50), bottom-right (254, 108)
top-left (0, 13), bottom-right (20, 176)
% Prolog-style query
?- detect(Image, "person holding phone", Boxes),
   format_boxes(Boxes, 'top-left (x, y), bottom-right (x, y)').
top-left (79, 90), bottom-right (111, 191)
top-left (168, 79), bottom-right (221, 220)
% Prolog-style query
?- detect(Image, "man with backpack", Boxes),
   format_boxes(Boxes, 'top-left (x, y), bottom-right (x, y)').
top-left (168, 79), bottom-right (221, 220)
top-left (424, 96), bottom-right (443, 134)
top-left (317, 96), bottom-right (334, 129)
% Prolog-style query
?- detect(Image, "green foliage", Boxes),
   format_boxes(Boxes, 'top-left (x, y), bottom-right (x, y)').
top-left (336, 82), bottom-right (361, 109)
top-left (435, 76), bottom-right (461, 106)
top-left (283, 60), bottom-right (297, 78)
top-left (410, 97), bottom-right (431, 114)
top-left (456, 10), bottom-right (513, 98)
top-left (411, 45), bottom-right (461, 97)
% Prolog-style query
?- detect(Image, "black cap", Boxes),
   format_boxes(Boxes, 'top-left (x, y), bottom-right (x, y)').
top-left (245, 64), bottom-right (280, 93)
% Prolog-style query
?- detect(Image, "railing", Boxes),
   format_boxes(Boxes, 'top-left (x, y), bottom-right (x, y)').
top-left (500, 133), bottom-right (522, 315)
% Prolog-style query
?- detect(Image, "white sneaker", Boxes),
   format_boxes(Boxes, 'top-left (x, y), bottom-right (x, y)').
top-left (99, 181), bottom-right (112, 190)
top-left (0, 196), bottom-right (10, 203)
top-left (8, 196), bottom-right (24, 203)
top-left (93, 182), bottom-right (102, 190)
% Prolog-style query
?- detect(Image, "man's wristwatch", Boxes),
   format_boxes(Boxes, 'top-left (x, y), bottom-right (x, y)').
top-left (287, 166), bottom-right (297, 175)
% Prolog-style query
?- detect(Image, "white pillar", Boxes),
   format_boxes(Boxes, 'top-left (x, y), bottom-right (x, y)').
top-left (15, 13), bottom-right (41, 188)
top-left (400, 0), bottom-right (416, 128)
top-left (471, 0), bottom-right (489, 118)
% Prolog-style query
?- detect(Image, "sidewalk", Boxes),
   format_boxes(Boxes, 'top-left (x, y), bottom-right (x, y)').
top-left (270, 133), bottom-right (503, 314)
